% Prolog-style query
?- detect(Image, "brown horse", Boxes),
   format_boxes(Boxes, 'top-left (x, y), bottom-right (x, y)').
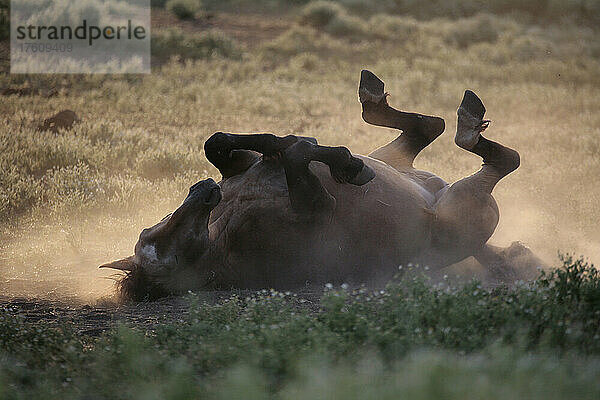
top-left (101, 70), bottom-right (543, 300)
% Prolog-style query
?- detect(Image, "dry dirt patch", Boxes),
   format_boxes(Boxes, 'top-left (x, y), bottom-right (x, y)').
top-left (152, 9), bottom-right (288, 47)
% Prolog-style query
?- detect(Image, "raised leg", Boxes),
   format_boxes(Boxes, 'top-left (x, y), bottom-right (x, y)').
top-left (281, 140), bottom-right (336, 218)
top-left (282, 139), bottom-right (375, 217)
top-left (204, 132), bottom-right (375, 217)
top-left (429, 90), bottom-right (520, 268)
top-left (359, 70), bottom-right (445, 170)
top-left (204, 132), bottom-right (299, 178)
top-left (454, 90), bottom-right (520, 193)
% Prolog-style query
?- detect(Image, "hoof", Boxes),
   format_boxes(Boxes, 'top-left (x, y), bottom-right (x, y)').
top-left (348, 163), bottom-right (376, 186)
top-left (330, 154), bottom-right (375, 186)
top-left (455, 90), bottom-right (487, 150)
top-left (459, 90), bottom-right (486, 120)
top-left (204, 132), bottom-right (233, 157)
top-left (359, 70), bottom-right (386, 104)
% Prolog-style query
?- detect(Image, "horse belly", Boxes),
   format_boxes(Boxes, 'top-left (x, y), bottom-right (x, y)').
top-left (316, 159), bottom-right (433, 280)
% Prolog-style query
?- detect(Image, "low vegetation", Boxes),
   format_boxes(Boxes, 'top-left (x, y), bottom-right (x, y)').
top-left (152, 28), bottom-right (243, 63)
top-left (0, 0), bottom-right (8, 41)
top-left (198, 0), bottom-right (600, 25)
top-left (0, 1), bottom-right (599, 396)
top-left (1, 257), bottom-right (599, 398)
top-left (166, 0), bottom-right (202, 20)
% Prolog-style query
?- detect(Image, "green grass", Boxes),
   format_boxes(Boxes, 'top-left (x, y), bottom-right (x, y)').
top-left (1, 257), bottom-right (599, 398)
top-left (0, 4), bottom-right (599, 396)
top-left (166, 0), bottom-right (202, 20)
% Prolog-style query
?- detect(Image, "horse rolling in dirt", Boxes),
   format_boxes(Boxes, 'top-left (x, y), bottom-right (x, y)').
top-left (101, 70), bottom-right (544, 300)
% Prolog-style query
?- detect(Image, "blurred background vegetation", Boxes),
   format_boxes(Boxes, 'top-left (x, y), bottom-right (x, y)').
top-left (0, 1), bottom-right (599, 397)
top-left (1, 0), bottom-right (599, 297)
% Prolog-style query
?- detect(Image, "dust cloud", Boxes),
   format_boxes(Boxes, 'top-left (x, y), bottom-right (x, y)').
top-left (2, 163), bottom-right (598, 303)
top-left (0, 207), bottom-right (170, 303)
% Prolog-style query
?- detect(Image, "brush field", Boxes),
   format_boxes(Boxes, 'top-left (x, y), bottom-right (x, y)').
top-left (0, 0), bottom-right (599, 397)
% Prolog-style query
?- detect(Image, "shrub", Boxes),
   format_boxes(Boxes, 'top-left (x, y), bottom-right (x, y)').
top-left (299, 1), bottom-right (346, 28)
top-left (299, 1), bottom-right (365, 37)
top-left (151, 0), bottom-right (169, 8)
top-left (166, 0), bottom-right (201, 20)
top-left (152, 28), bottom-right (242, 62)
top-left (435, 13), bottom-right (511, 49)
top-left (289, 52), bottom-right (319, 72)
top-left (0, 0), bottom-right (8, 41)
top-left (133, 148), bottom-right (192, 180)
top-left (336, 0), bottom-right (394, 14)
top-left (326, 12), bottom-right (364, 36)
top-left (0, 167), bottom-right (41, 219)
top-left (510, 34), bottom-right (555, 61)
top-left (368, 14), bottom-right (420, 40)
top-left (259, 25), bottom-right (348, 64)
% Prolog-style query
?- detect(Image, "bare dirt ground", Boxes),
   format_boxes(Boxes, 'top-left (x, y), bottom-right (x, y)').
top-left (0, 295), bottom-right (190, 335)
top-left (0, 289), bottom-right (323, 335)
top-left (151, 9), bottom-right (288, 47)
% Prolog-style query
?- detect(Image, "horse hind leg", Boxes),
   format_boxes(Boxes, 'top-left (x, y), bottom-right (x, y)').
top-left (429, 90), bottom-right (520, 268)
top-left (454, 90), bottom-right (520, 193)
top-left (359, 70), bottom-right (445, 170)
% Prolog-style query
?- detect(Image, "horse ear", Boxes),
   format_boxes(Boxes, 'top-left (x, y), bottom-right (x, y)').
top-left (99, 255), bottom-right (136, 271)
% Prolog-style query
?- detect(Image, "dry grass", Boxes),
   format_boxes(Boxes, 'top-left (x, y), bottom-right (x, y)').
top-left (0, 6), bottom-right (599, 299)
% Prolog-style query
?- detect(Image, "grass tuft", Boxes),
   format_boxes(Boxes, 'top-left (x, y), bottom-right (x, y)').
top-left (166, 0), bottom-right (202, 20)
top-left (152, 28), bottom-right (243, 62)
top-left (299, 1), bottom-right (365, 37)
top-left (1, 257), bottom-right (600, 397)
